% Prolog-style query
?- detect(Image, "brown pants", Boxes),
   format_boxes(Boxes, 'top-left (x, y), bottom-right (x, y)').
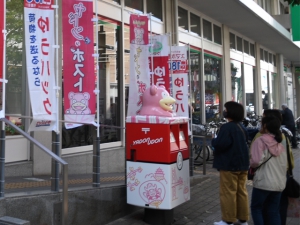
top-left (219, 170), bottom-right (249, 222)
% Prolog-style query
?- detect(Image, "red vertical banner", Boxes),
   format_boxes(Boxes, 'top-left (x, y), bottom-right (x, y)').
top-left (129, 15), bottom-right (149, 44)
top-left (149, 35), bottom-right (170, 92)
top-left (0, 1), bottom-right (4, 80)
top-left (62, 0), bottom-right (95, 129)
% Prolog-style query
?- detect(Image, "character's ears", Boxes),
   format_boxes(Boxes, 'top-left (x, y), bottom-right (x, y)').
top-left (150, 85), bottom-right (157, 95)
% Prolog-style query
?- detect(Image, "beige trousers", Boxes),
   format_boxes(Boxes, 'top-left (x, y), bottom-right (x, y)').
top-left (219, 170), bottom-right (249, 222)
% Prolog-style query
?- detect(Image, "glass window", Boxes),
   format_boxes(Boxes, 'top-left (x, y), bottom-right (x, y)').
top-left (250, 43), bottom-right (255, 57)
top-left (273, 54), bottom-right (276, 66)
top-left (125, 0), bottom-right (143, 12)
top-left (178, 7), bottom-right (188, 30)
top-left (231, 60), bottom-right (243, 103)
top-left (190, 13), bottom-right (201, 36)
top-left (203, 19), bottom-right (212, 41)
top-left (260, 48), bottom-right (264, 61)
top-left (62, 19), bottom-right (121, 148)
top-left (271, 73), bottom-right (277, 108)
top-left (243, 40), bottom-right (249, 54)
top-left (6, 0), bottom-right (25, 135)
top-left (204, 55), bottom-right (222, 122)
top-left (236, 36), bottom-right (243, 52)
top-left (189, 51), bottom-right (202, 124)
top-left (261, 70), bottom-right (269, 110)
top-left (147, 0), bottom-right (162, 20)
top-left (269, 53), bottom-right (273, 64)
top-left (230, 33), bottom-right (236, 50)
top-left (264, 50), bottom-right (268, 62)
top-left (245, 64), bottom-right (255, 116)
top-left (213, 24), bottom-right (222, 45)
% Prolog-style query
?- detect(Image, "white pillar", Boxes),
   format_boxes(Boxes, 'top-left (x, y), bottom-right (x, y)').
top-left (277, 54), bottom-right (285, 105)
top-left (222, 25), bottom-right (231, 103)
top-left (254, 43), bottom-right (262, 115)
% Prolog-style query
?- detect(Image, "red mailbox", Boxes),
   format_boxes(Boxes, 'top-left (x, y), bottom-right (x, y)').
top-left (126, 115), bottom-right (191, 210)
top-left (126, 116), bottom-right (189, 164)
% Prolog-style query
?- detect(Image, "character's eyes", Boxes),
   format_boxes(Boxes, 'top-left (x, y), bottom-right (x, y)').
top-left (81, 99), bottom-right (86, 104)
top-left (72, 99), bottom-right (77, 104)
top-left (161, 92), bottom-right (168, 99)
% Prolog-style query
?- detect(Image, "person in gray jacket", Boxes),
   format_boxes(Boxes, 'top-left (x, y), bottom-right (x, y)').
top-left (250, 116), bottom-right (287, 225)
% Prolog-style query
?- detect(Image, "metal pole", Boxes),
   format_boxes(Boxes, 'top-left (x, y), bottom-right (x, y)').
top-left (51, 132), bottom-right (60, 191)
top-left (93, 0), bottom-right (101, 187)
top-left (149, 13), bottom-right (154, 85)
top-left (62, 164), bottom-right (68, 225)
top-left (188, 44), bottom-right (193, 176)
top-left (202, 136), bottom-right (206, 175)
top-left (0, 124), bottom-right (5, 198)
top-left (93, 134), bottom-right (100, 187)
top-left (51, 1), bottom-right (60, 192)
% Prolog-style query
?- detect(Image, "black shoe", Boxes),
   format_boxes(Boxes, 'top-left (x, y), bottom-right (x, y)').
top-left (292, 145), bottom-right (298, 148)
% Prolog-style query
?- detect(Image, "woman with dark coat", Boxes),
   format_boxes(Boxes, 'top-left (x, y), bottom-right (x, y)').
top-left (212, 101), bottom-right (249, 225)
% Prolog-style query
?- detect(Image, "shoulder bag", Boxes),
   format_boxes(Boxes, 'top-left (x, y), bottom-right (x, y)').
top-left (283, 134), bottom-right (300, 198)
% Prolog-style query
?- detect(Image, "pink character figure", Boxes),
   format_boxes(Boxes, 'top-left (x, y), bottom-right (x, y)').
top-left (131, 27), bottom-right (144, 45)
top-left (139, 85), bottom-right (176, 117)
top-left (65, 92), bottom-right (91, 115)
top-left (143, 183), bottom-right (163, 207)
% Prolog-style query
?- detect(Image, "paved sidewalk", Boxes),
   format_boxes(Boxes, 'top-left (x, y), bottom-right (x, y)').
top-left (106, 148), bottom-right (300, 225)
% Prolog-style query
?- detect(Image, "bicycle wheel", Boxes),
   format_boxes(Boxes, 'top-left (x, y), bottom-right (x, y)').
top-left (198, 146), bottom-right (211, 161)
top-left (192, 144), bottom-right (201, 161)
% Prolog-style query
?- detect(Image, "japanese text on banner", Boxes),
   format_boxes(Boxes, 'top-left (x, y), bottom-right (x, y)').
top-left (170, 46), bottom-right (188, 118)
top-left (62, 0), bottom-right (95, 129)
top-left (149, 34), bottom-right (170, 92)
top-left (24, 0), bottom-right (57, 131)
top-left (127, 14), bottom-right (149, 116)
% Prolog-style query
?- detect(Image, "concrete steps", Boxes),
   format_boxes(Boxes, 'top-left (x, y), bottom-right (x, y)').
top-left (0, 216), bottom-right (30, 225)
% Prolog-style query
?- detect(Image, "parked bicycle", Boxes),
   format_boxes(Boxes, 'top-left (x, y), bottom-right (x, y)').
top-left (192, 120), bottom-right (225, 166)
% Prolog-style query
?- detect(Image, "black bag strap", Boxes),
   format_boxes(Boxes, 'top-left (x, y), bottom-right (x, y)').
top-left (284, 133), bottom-right (293, 176)
top-left (237, 123), bottom-right (247, 142)
top-left (256, 154), bottom-right (272, 170)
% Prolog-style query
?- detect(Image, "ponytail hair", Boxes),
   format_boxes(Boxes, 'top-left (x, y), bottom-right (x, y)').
top-left (261, 116), bottom-right (282, 143)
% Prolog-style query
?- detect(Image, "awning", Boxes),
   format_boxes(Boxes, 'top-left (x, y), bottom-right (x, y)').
top-left (181, 0), bottom-right (300, 65)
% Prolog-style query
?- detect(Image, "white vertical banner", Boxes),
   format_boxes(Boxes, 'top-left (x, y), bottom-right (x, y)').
top-left (24, 0), bottom-right (57, 131)
top-left (170, 46), bottom-right (188, 118)
top-left (127, 14), bottom-right (149, 116)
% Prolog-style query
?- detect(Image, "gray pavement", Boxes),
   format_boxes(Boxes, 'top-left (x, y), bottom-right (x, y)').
top-left (106, 148), bottom-right (300, 225)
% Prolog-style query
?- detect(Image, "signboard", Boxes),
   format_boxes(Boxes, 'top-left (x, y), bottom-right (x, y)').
top-left (169, 46), bottom-right (188, 118)
top-left (291, 5), bottom-right (300, 41)
top-left (24, 0), bottom-right (57, 131)
top-left (62, 0), bottom-right (96, 129)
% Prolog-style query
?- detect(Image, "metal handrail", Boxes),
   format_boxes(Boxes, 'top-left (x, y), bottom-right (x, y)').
top-left (0, 118), bottom-right (68, 225)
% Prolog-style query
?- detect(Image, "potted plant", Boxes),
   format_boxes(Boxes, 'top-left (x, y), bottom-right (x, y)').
top-left (5, 123), bottom-right (24, 136)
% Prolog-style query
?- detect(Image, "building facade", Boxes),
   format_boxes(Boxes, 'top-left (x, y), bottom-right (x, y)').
top-left (4, 0), bottom-right (300, 175)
